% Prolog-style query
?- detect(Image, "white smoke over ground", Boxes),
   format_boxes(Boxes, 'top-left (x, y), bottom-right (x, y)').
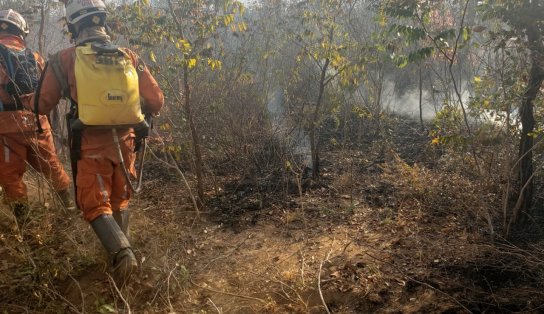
top-left (381, 80), bottom-right (475, 121)
top-left (381, 80), bottom-right (437, 120)
top-left (267, 88), bottom-right (312, 169)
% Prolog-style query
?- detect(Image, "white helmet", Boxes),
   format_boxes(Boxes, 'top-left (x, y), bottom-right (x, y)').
top-left (65, 0), bottom-right (107, 25)
top-left (0, 9), bottom-right (29, 36)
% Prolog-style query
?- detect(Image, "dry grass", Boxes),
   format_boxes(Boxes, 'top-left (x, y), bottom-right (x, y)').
top-left (2, 141), bottom-right (544, 313)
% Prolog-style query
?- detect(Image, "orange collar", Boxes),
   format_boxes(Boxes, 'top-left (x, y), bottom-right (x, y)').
top-left (0, 33), bottom-right (25, 50)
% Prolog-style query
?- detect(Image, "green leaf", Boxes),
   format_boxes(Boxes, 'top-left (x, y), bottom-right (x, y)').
top-left (390, 24), bottom-right (426, 42)
top-left (407, 47), bottom-right (434, 63)
top-left (98, 304), bottom-right (116, 314)
top-left (396, 56), bottom-right (408, 68)
top-left (462, 26), bottom-right (471, 41)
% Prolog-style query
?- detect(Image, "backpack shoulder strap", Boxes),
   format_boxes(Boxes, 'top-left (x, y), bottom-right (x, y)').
top-left (34, 61), bottom-right (49, 133)
top-left (0, 43), bottom-right (14, 77)
top-left (49, 52), bottom-right (70, 98)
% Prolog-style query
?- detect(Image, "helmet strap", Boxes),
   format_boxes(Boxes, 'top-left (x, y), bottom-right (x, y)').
top-left (104, 24), bottom-right (115, 40)
top-left (68, 23), bottom-right (78, 42)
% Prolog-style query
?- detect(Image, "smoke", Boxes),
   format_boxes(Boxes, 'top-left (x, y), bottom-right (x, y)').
top-left (381, 80), bottom-right (475, 121)
top-left (267, 88), bottom-right (312, 168)
top-left (381, 80), bottom-right (436, 120)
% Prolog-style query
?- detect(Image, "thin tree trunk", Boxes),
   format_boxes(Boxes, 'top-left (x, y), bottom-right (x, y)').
top-left (38, 0), bottom-right (46, 55)
top-left (514, 23), bottom-right (544, 223)
top-left (418, 65), bottom-right (424, 130)
top-left (310, 57), bottom-right (330, 180)
top-left (182, 66), bottom-right (205, 207)
top-left (167, 0), bottom-right (205, 207)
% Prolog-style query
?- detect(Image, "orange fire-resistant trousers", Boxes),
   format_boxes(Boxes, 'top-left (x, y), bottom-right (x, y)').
top-left (0, 129), bottom-right (71, 203)
top-left (76, 129), bottom-right (136, 222)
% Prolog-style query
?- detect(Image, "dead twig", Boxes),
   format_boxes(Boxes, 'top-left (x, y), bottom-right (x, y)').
top-left (363, 251), bottom-right (472, 313)
top-left (67, 272), bottom-right (85, 313)
top-left (207, 298), bottom-right (223, 314)
top-left (244, 268), bottom-right (308, 309)
top-left (342, 240), bottom-right (353, 255)
top-left (200, 239), bottom-right (247, 272)
top-left (190, 279), bottom-right (267, 304)
top-left (107, 274), bottom-right (132, 314)
top-left (43, 280), bottom-right (84, 314)
top-left (299, 249), bottom-right (306, 286)
top-left (318, 247), bottom-right (334, 314)
top-left (2, 304), bottom-right (45, 314)
top-left (148, 147), bottom-right (200, 216)
top-left (166, 263), bottom-right (178, 313)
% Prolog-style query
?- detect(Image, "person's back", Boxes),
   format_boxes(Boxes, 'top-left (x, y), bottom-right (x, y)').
top-left (0, 9), bottom-right (72, 224)
top-left (35, 0), bottom-right (164, 286)
top-left (0, 10), bottom-right (44, 134)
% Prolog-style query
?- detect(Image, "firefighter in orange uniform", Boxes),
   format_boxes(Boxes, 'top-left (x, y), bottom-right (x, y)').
top-left (0, 9), bottom-right (73, 223)
top-left (34, 0), bottom-right (164, 285)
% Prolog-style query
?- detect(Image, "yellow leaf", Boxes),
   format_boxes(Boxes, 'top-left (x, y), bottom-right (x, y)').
top-left (149, 51), bottom-right (157, 63)
top-left (188, 58), bottom-right (197, 69)
top-left (473, 76), bottom-right (482, 83)
top-left (207, 59), bottom-right (222, 71)
top-left (431, 137), bottom-right (440, 145)
top-left (285, 160), bottom-right (291, 170)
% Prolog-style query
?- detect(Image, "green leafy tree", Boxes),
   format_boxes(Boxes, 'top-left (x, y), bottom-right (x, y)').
top-left (115, 0), bottom-right (245, 207)
top-left (479, 0), bottom-right (544, 228)
top-left (384, 0), bottom-right (474, 135)
top-left (287, 0), bottom-right (359, 179)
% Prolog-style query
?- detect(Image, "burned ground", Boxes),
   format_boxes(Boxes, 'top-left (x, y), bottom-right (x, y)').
top-left (1, 119), bottom-right (544, 314)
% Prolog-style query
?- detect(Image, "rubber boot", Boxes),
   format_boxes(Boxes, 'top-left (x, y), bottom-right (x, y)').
top-left (57, 189), bottom-right (76, 211)
top-left (90, 214), bottom-right (138, 287)
top-left (112, 209), bottom-right (129, 236)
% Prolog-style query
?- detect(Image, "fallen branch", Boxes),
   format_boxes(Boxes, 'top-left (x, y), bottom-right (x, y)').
top-left (318, 248), bottom-right (334, 314)
top-left (107, 274), bottom-right (132, 314)
top-left (207, 298), bottom-right (223, 314)
top-left (190, 279), bottom-right (267, 304)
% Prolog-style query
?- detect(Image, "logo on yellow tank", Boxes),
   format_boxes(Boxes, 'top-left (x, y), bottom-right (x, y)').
top-left (102, 90), bottom-right (128, 104)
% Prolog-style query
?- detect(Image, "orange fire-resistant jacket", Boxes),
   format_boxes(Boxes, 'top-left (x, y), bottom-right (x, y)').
top-left (0, 34), bottom-right (49, 134)
top-left (34, 43), bottom-right (164, 221)
top-left (0, 34), bottom-right (70, 203)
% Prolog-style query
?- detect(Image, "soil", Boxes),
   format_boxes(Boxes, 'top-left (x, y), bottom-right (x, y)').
top-left (1, 118), bottom-right (544, 313)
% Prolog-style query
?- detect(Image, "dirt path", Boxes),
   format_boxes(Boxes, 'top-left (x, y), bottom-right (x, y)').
top-left (106, 175), bottom-right (476, 313)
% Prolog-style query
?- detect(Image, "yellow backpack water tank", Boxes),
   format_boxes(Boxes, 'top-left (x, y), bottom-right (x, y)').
top-left (74, 43), bottom-right (144, 126)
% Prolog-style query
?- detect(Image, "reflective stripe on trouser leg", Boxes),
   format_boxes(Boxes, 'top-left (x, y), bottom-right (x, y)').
top-left (76, 156), bottom-right (115, 222)
top-left (0, 135), bottom-right (27, 201)
top-left (96, 174), bottom-right (109, 203)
